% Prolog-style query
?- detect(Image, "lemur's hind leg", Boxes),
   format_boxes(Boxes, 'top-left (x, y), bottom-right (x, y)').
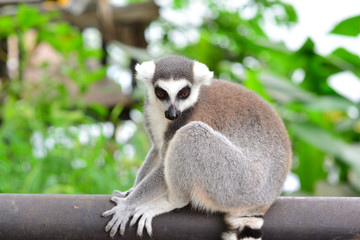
top-left (164, 121), bottom-right (251, 206)
top-left (129, 121), bottom-right (245, 237)
top-left (164, 121), bottom-right (268, 240)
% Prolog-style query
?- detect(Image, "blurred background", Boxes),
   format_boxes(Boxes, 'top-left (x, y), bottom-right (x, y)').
top-left (0, 0), bottom-right (359, 196)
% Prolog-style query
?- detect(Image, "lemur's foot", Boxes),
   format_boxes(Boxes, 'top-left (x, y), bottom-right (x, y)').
top-left (130, 205), bottom-right (155, 237)
top-left (102, 196), bottom-right (134, 237)
top-left (128, 196), bottom-right (181, 237)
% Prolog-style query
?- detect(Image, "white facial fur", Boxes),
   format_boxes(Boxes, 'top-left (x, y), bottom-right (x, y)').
top-left (143, 78), bottom-right (202, 148)
top-left (156, 79), bottom-right (188, 102)
top-left (155, 79), bottom-right (197, 112)
top-left (135, 61), bottom-right (155, 82)
top-left (193, 61), bottom-right (213, 85)
top-left (135, 59), bottom-right (214, 86)
top-left (135, 58), bottom-right (214, 115)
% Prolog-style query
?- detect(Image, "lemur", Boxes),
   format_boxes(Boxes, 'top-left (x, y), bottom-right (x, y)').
top-left (102, 55), bottom-right (292, 240)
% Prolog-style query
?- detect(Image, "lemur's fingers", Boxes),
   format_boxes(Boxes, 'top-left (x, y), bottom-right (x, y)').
top-left (130, 205), bottom-right (149, 226)
top-left (102, 208), bottom-right (115, 218)
top-left (137, 215), bottom-right (146, 237)
top-left (119, 220), bottom-right (127, 235)
top-left (137, 212), bottom-right (154, 237)
top-left (105, 210), bottom-right (132, 237)
top-left (104, 214), bottom-right (117, 232)
top-left (110, 218), bottom-right (122, 238)
top-left (130, 211), bottom-right (142, 226)
top-left (145, 216), bottom-right (153, 236)
top-left (110, 196), bottom-right (122, 204)
top-left (113, 190), bottom-right (127, 198)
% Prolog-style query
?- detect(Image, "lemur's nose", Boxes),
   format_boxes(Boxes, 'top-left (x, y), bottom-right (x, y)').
top-left (165, 105), bottom-right (180, 120)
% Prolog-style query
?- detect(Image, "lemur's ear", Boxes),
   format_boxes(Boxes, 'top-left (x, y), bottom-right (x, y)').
top-left (135, 61), bottom-right (155, 82)
top-left (193, 61), bottom-right (213, 85)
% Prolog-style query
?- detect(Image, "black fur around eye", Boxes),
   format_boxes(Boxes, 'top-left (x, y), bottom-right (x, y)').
top-left (155, 87), bottom-right (168, 100)
top-left (178, 86), bottom-right (191, 99)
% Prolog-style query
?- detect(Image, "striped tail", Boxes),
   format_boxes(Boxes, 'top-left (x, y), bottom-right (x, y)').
top-left (222, 214), bottom-right (264, 240)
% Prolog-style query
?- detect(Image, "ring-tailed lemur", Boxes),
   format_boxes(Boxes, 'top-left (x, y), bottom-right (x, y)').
top-left (102, 55), bottom-right (292, 240)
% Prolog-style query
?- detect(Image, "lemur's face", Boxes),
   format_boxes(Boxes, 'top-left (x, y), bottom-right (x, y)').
top-left (153, 79), bottom-right (194, 120)
top-left (135, 56), bottom-right (214, 121)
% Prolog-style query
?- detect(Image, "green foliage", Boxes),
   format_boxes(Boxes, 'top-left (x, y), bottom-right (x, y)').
top-left (173, 0), bottom-right (189, 9)
top-left (0, 4), bottom-right (56, 38)
top-left (243, 69), bottom-right (272, 102)
top-left (331, 15), bottom-right (360, 37)
top-left (147, 0), bottom-right (360, 196)
top-left (0, 4), bottom-right (148, 194)
top-left (1, 1), bottom-right (360, 196)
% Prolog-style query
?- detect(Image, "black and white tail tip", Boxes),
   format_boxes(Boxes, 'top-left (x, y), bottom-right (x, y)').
top-left (222, 215), bottom-right (264, 240)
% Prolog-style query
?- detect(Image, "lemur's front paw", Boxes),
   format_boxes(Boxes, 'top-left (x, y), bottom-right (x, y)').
top-left (112, 189), bottom-right (132, 198)
top-left (102, 196), bottom-right (134, 237)
top-left (130, 205), bottom-right (154, 237)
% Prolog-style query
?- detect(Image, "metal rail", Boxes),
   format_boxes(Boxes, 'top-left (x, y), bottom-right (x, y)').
top-left (0, 194), bottom-right (359, 240)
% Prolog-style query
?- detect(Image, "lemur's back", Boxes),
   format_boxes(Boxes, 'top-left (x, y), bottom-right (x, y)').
top-left (190, 80), bottom-right (292, 200)
top-left (193, 80), bottom-right (290, 151)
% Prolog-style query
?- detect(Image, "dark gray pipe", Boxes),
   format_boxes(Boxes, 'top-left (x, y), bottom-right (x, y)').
top-left (0, 194), bottom-right (359, 240)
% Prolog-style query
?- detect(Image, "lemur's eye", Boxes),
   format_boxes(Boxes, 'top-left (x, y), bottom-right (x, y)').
top-left (156, 92), bottom-right (165, 98)
top-left (180, 92), bottom-right (189, 98)
top-left (178, 86), bottom-right (191, 99)
top-left (155, 87), bottom-right (168, 100)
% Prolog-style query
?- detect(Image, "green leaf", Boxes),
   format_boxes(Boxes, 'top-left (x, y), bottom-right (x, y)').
top-left (0, 16), bottom-right (15, 38)
top-left (16, 4), bottom-right (48, 31)
top-left (304, 96), bottom-right (355, 112)
top-left (88, 104), bottom-right (109, 119)
top-left (290, 122), bottom-right (360, 168)
top-left (181, 32), bottom-right (224, 72)
top-left (260, 72), bottom-right (316, 103)
top-left (332, 48), bottom-right (360, 65)
top-left (80, 48), bottom-right (104, 60)
top-left (283, 3), bottom-right (298, 23)
top-left (330, 48), bottom-right (360, 71)
top-left (86, 66), bottom-right (107, 84)
top-left (172, 0), bottom-right (189, 9)
top-left (38, 22), bottom-right (83, 54)
top-left (294, 139), bottom-right (326, 192)
top-left (271, 2), bottom-right (298, 25)
top-left (244, 69), bottom-right (272, 102)
top-left (331, 15), bottom-right (360, 37)
top-left (110, 104), bottom-right (124, 123)
top-left (0, 154), bottom-right (10, 191)
top-left (297, 38), bottom-right (315, 54)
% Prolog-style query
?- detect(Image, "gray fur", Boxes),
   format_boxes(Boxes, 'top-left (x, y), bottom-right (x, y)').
top-left (134, 147), bottom-right (160, 186)
top-left (102, 56), bottom-right (292, 240)
top-left (153, 55), bottom-right (194, 83)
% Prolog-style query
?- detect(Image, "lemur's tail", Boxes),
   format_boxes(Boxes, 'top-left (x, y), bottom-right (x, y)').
top-left (222, 214), bottom-right (264, 240)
